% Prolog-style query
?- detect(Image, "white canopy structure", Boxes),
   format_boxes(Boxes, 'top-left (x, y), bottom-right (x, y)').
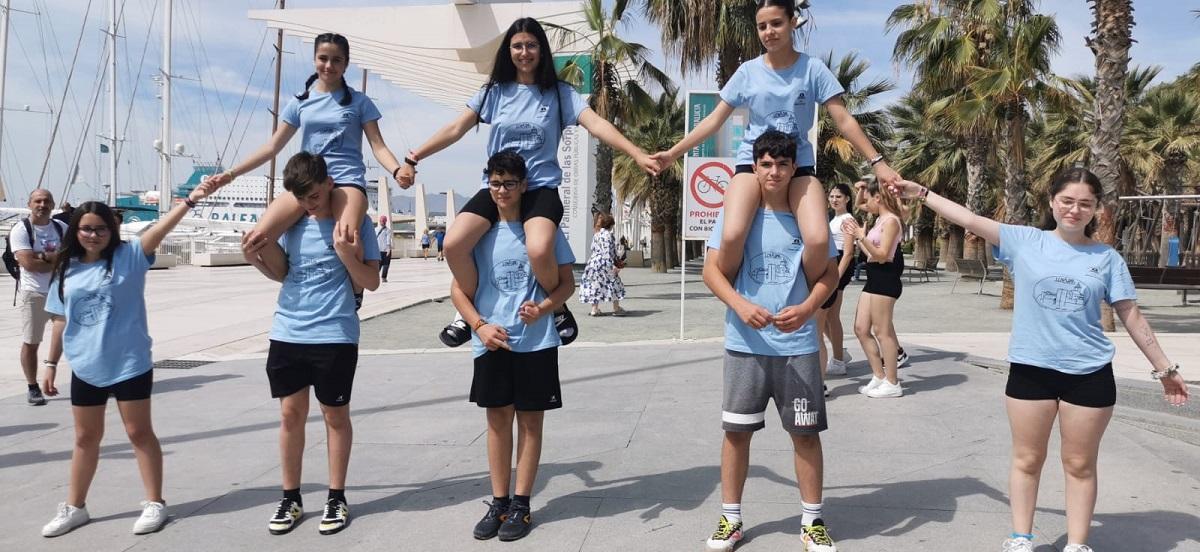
top-left (247, 0), bottom-right (592, 109)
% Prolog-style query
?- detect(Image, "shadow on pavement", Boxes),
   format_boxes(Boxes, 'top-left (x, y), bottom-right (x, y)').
top-left (155, 374), bottom-right (244, 394)
top-left (0, 423), bottom-right (57, 437)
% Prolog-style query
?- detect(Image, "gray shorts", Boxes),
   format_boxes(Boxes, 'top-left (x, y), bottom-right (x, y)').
top-left (722, 350), bottom-right (827, 434)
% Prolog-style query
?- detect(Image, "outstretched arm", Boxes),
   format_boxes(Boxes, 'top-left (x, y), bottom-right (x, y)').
top-left (363, 120), bottom-right (409, 190)
top-left (825, 97), bottom-right (900, 186)
top-left (891, 180), bottom-right (1001, 245)
top-left (206, 124), bottom-right (298, 189)
top-left (140, 185), bottom-right (211, 255)
top-left (397, 109), bottom-right (478, 186)
top-left (1113, 299), bottom-right (1189, 405)
top-left (658, 101), bottom-right (735, 162)
top-left (577, 109), bottom-right (657, 174)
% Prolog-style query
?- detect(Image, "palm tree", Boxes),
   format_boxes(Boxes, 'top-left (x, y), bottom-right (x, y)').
top-left (613, 92), bottom-right (685, 272)
top-left (813, 51), bottom-right (896, 186)
top-left (641, 0), bottom-right (761, 87)
top-left (554, 0), bottom-right (674, 215)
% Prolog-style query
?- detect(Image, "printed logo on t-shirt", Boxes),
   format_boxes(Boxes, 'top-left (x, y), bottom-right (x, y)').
top-left (503, 122), bottom-right (546, 152)
top-left (293, 257), bottom-right (337, 286)
top-left (536, 104), bottom-right (551, 120)
top-left (73, 292), bottom-right (113, 326)
top-left (492, 259), bottom-right (531, 293)
top-left (308, 124), bottom-right (345, 155)
top-left (749, 251), bottom-right (794, 285)
top-left (793, 91), bottom-right (807, 106)
top-left (793, 397), bottom-right (820, 428)
top-left (1033, 276), bottom-right (1089, 312)
top-left (766, 110), bottom-right (798, 136)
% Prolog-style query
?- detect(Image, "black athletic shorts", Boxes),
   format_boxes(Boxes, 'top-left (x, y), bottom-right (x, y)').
top-left (820, 251), bottom-right (855, 309)
top-left (461, 187), bottom-right (563, 225)
top-left (266, 340), bottom-right (358, 407)
top-left (332, 182), bottom-right (368, 196)
top-left (71, 369), bottom-right (153, 406)
top-left (1005, 362), bottom-right (1116, 408)
top-left (863, 248), bottom-right (904, 299)
top-left (471, 347), bottom-right (562, 411)
top-left (734, 165), bottom-right (817, 178)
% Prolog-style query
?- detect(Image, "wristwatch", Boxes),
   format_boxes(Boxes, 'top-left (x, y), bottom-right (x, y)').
top-left (1151, 363), bottom-right (1180, 380)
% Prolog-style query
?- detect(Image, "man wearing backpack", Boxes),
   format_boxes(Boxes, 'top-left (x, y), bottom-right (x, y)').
top-left (7, 189), bottom-right (66, 405)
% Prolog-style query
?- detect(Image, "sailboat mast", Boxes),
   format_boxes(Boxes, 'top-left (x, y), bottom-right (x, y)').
top-left (0, 0), bottom-right (10, 202)
top-left (159, 0), bottom-right (171, 214)
top-left (267, 0), bottom-right (283, 205)
top-left (106, 0), bottom-right (117, 205)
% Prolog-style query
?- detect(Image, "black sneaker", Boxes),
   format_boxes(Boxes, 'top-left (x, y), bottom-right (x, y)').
top-left (439, 319), bottom-right (471, 348)
top-left (497, 503), bottom-right (532, 541)
top-left (473, 499), bottom-right (509, 540)
top-left (28, 386), bottom-right (47, 406)
top-left (267, 498), bottom-right (302, 535)
top-left (554, 305), bottom-right (579, 346)
top-left (317, 498), bottom-right (348, 535)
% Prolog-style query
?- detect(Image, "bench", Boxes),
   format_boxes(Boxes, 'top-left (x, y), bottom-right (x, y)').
top-left (905, 257), bottom-right (941, 283)
top-left (951, 258), bottom-right (1001, 294)
top-left (1127, 266), bottom-right (1200, 306)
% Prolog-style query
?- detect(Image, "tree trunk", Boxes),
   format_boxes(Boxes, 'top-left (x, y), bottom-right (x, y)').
top-left (650, 228), bottom-right (666, 273)
top-left (1088, 0), bottom-right (1134, 331)
top-left (944, 225), bottom-right (964, 272)
top-left (999, 105), bottom-right (1031, 310)
top-left (963, 132), bottom-right (993, 263)
top-left (913, 205), bottom-right (935, 264)
top-left (592, 144), bottom-right (614, 215)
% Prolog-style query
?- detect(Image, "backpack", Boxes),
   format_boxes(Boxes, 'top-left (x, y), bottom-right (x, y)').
top-left (4, 218), bottom-right (65, 281)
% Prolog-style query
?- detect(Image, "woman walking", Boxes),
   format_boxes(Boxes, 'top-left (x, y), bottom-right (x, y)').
top-left (39, 186), bottom-right (211, 538)
top-left (817, 183), bottom-right (856, 378)
top-left (841, 180), bottom-right (905, 398)
top-left (579, 213), bottom-right (626, 316)
top-left (890, 169), bottom-right (1189, 552)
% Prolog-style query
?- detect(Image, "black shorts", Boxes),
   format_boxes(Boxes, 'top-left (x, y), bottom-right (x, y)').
top-left (421, 244), bottom-right (430, 250)
top-left (1005, 362), bottom-right (1116, 408)
top-left (71, 369), bottom-right (154, 406)
top-left (461, 187), bottom-right (563, 225)
top-left (470, 347), bottom-right (562, 411)
top-left (333, 182), bottom-right (368, 197)
top-left (735, 165), bottom-right (817, 178)
top-left (863, 248), bottom-right (904, 299)
top-left (820, 288), bottom-right (839, 310)
top-left (266, 340), bottom-right (358, 407)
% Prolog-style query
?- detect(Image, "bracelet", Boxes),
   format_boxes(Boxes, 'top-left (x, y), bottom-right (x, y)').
top-left (184, 197), bottom-right (198, 208)
top-left (404, 155), bottom-right (418, 167)
top-left (869, 154), bottom-right (886, 166)
top-left (43, 360), bottom-right (57, 367)
top-left (917, 186), bottom-right (930, 202)
top-left (1151, 363), bottom-right (1180, 380)
top-left (223, 170), bottom-right (236, 180)
top-left (392, 166), bottom-right (402, 180)
top-left (472, 318), bottom-right (488, 331)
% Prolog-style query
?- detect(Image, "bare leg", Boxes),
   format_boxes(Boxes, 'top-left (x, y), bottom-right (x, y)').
top-left (251, 192), bottom-right (306, 244)
top-left (279, 389), bottom-right (310, 490)
top-left (1058, 401), bottom-right (1113, 545)
top-left (790, 433), bottom-right (823, 504)
top-left (20, 343), bottom-right (39, 384)
top-left (816, 309), bottom-right (829, 377)
top-left (1006, 397), bottom-right (1058, 536)
top-left (853, 293), bottom-right (885, 381)
top-left (523, 217), bottom-right (560, 293)
top-left (67, 405), bottom-right (106, 507)
top-left (828, 293), bottom-right (846, 361)
top-left (486, 406), bottom-right (516, 497)
top-left (443, 213), bottom-right (493, 300)
top-left (116, 399), bottom-right (163, 503)
top-left (869, 294), bottom-right (900, 384)
top-left (720, 431), bottom-right (753, 503)
top-left (716, 173), bottom-right (763, 282)
top-left (330, 187), bottom-right (370, 293)
top-left (513, 411), bottom-right (545, 496)
top-left (789, 176), bottom-right (831, 289)
top-left (320, 403), bottom-right (353, 490)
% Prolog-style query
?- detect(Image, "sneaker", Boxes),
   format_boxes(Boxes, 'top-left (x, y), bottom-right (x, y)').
top-left (897, 348), bottom-right (910, 367)
top-left (438, 319), bottom-right (471, 348)
top-left (28, 386), bottom-right (47, 406)
top-left (826, 358), bottom-right (847, 376)
top-left (705, 515), bottom-right (744, 551)
top-left (318, 498), bottom-right (349, 535)
top-left (554, 305), bottom-right (579, 346)
top-left (843, 349), bottom-right (853, 364)
top-left (267, 498), bottom-right (303, 535)
top-left (132, 501), bottom-right (168, 534)
top-left (858, 376), bottom-right (883, 395)
top-left (1063, 545), bottom-right (1094, 552)
top-left (473, 499), bottom-right (509, 540)
top-left (1002, 536), bottom-right (1034, 552)
top-left (823, 384), bottom-right (830, 398)
top-left (867, 380), bottom-right (903, 398)
top-left (42, 503), bottom-right (89, 537)
top-left (801, 518), bottom-right (837, 551)
top-left (497, 503), bottom-right (532, 541)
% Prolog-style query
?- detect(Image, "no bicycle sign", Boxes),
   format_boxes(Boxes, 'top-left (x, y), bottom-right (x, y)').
top-left (684, 157), bottom-right (734, 240)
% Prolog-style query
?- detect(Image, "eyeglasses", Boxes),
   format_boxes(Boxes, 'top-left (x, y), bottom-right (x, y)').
top-left (510, 41), bottom-right (540, 52)
top-left (1054, 197), bottom-right (1097, 212)
top-left (78, 225), bottom-right (111, 237)
top-left (488, 180), bottom-right (521, 191)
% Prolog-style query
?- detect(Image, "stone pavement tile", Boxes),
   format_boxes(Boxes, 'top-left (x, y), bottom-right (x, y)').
top-left (578, 498), bottom-right (711, 552)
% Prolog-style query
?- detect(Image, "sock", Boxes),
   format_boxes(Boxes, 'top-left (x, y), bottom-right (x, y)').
top-left (28, 383), bottom-right (38, 391)
top-left (801, 501), bottom-right (822, 526)
top-left (328, 488), bottom-right (346, 503)
top-left (721, 503), bottom-right (742, 524)
top-left (1010, 532), bottom-right (1034, 541)
top-left (283, 488), bottom-right (302, 506)
top-left (512, 494), bottom-right (531, 509)
top-left (492, 495), bottom-right (511, 506)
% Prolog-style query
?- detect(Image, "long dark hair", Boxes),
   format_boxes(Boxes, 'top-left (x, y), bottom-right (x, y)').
top-left (1040, 167), bottom-right (1102, 238)
top-left (53, 201), bottom-right (121, 302)
top-left (756, 0), bottom-right (805, 28)
top-left (478, 18), bottom-right (565, 131)
top-left (296, 33), bottom-right (353, 107)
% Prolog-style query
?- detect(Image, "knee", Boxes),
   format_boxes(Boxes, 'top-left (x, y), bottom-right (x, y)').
top-left (526, 239), bottom-right (554, 263)
top-left (1011, 448), bottom-right (1048, 475)
top-left (280, 408), bottom-right (307, 432)
top-left (75, 427), bottom-right (103, 450)
top-left (516, 412), bottom-right (544, 434)
top-left (791, 433), bottom-right (820, 449)
top-left (124, 424), bottom-right (158, 447)
top-left (724, 431), bottom-right (752, 447)
top-left (1061, 453), bottom-right (1096, 480)
top-left (323, 411), bottom-right (352, 433)
top-left (853, 321), bottom-right (873, 339)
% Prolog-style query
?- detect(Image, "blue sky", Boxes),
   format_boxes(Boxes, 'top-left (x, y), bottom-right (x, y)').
top-left (2, 0), bottom-right (1197, 206)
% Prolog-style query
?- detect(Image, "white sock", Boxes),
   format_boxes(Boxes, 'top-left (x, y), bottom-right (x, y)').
top-left (721, 503), bottom-right (741, 524)
top-left (801, 501), bottom-right (822, 526)
top-left (453, 311), bottom-right (463, 322)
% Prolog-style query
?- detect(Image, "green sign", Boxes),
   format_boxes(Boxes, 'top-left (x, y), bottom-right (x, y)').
top-left (554, 54), bottom-right (593, 95)
top-left (687, 92), bottom-right (719, 157)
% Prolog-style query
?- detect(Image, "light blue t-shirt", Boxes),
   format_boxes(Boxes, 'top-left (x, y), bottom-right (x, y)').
top-left (44, 239), bottom-right (155, 387)
top-left (470, 222), bottom-right (575, 358)
top-left (707, 209), bottom-right (838, 356)
top-left (993, 224), bottom-right (1137, 374)
top-left (281, 88), bottom-right (382, 188)
top-left (719, 53), bottom-right (843, 166)
top-left (467, 81), bottom-right (588, 190)
top-left (271, 215), bottom-right (381, 344)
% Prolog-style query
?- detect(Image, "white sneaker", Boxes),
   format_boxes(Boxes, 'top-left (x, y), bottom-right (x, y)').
top-left (826, 357), bottom-right (847, 376)
top-left (1002, 536), bottom-right (1034, 552)
top-left (132, 500), bottom-right (168, 534)
top-left (858, 376), bottom-right (883, 395)
top-left (42, 503), bottom-right (90, 537)
top-left (1063, 545), bottom-right (1094, 552)
top-left (843, 349), bottom-right (853, 363)
top-left (867, 380), bottom-right (903, 398)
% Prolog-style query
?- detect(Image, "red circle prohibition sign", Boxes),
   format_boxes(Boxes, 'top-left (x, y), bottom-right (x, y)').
top-left (690, 161), bottom-right (732, 209)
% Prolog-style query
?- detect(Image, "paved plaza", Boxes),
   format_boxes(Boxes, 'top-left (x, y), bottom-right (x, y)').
top-left (2, 259), bottom-right (1198, 551)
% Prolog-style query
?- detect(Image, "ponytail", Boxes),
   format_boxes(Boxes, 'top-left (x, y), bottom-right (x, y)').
top-left (296, 73), bottom-right (319, 101)
top-left (294, 73), bottom-right (354, 106)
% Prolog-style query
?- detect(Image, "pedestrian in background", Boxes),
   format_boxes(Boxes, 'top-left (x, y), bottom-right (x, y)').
top-left (376, 216), bottom-right (392, 282)
top-left (579, 213), bottom-right (626, 316)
